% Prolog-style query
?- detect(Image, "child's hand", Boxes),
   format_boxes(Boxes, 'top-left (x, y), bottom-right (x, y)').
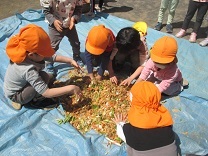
top-left (72, 85), bottom-right (83, 97)
top-left (110, 76), bottom-right (118, 85)
top-left (54, 20), bottom-right (63, 32)
top-left (95, 75), bottom-right (102, 81)
top-left (70, 60), bottom-right (80, 68)
top-left (120, 78), bottom-right (132, 86)
top-left (69, 17), bottom-right (75, 30)
top-left (112, 113), bottom-right (127, 124)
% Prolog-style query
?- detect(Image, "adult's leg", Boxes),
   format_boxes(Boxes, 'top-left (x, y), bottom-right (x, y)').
top-left (181, 0), bottom-right (198, 30)
top-left (192, 2), bottom-right (208, 33)
top-left (167, 0), bottom-right (179, 24)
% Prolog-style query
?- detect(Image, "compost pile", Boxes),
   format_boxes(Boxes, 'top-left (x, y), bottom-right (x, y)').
top-left (53, 69), bottom-right (131, 143)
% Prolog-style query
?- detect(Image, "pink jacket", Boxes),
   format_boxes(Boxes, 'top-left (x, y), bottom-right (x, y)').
top-left (139, 58), bottom-right (182, 93)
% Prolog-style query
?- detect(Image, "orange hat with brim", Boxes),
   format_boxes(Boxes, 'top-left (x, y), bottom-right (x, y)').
top-left (6, 24), bottom-right (55, 63)
top-left (128, 81), bottom-right (173, 129)
top-left (151, 36), bottom-right (178, 64)
top-left (86, 25), bottom-right (111, 55)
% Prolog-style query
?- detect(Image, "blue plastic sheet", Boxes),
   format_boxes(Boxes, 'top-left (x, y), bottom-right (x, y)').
top-left (0, 9), bottom-right (207, 156)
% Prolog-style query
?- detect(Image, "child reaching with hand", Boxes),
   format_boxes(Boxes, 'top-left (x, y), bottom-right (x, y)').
top-left (85, 25), bottom-right (115, 81)
top-left (137, 36), bottom-right (187, 96)
top-left (4, 24), bottom-right (82, 110)
top-left (112, 81), bottom-right (178, 156)
top-left (108, 22), bottom-right (149, 85)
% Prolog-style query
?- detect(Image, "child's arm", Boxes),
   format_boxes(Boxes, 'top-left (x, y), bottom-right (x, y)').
top-left (84, 51), bottom-right (94, 80)
top-left (54, 55), bottom-right (81, 70)
top-left (112, 113), bottom-right (127, 143)
top-left (108, 60), bottom-right (118, 84)
top-left (120, 66), bottom-right (144, 86)
top-left (42, 85), bottom-right (82, 98)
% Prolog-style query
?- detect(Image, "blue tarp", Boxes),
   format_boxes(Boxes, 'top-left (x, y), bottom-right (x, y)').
top-left (0, 9), bottom-right (207, 156)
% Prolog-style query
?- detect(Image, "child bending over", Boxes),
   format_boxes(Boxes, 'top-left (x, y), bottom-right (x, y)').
top-left (137, 36), bottom-right (188, 96)
top-left (108, 22), bottom-right (149, 85)
top-left (85, 25), bottom-right (115, 81)
top-left (4, 24), bottom-right (82, 110)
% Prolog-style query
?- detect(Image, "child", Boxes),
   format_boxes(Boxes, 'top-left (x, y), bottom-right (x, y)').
top-left (108, 22), bottom-right (149, 85)
top-left (40, 0), bottom-right (84, 74)
top-left (175, 0), bottom-right (208, 42)
top-left (154, 0), bottom-right (179, 33)
top-left (137, 36), bottom-right (185, 96)
top-left (112, 81), bottom-right (178, 156)
top-left (85, 25), bottom-right (115, 80)
top-left (4, 24), bottom-right (82, 110)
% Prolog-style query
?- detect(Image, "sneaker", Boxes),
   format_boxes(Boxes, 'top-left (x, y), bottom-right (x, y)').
top-left (175, 29), bottom-right (186, 38)
top-left (166, 24), bottom-right (173, 33)
top-left (154, 22), bottom-right (162, 31)
top-left (95, 6), bottom-right (102, 12)
top-left (85, 11), bottom-right (95, 18)
top-left (181, 78), bottom-right (189, 89)
top-left (199, 38), bottom-right (208, 46)
top-left (12, 101), bottom-right (22, 110)
top-left (73, 55), bottom-right (84, 67)
top-left (189, 32), bottom-right (197, 43)
top-left (26, 98), bottom-right (59, 110)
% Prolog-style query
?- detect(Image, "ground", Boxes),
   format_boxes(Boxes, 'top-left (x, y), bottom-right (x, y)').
top-left (0, 0), bottom-right (207, 43)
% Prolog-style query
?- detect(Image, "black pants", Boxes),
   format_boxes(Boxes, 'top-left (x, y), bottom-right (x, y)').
top-left (11, 71), bottom-right (54, 105)
top-left (182, 0), bottom-right (208, 33)
top-left (90, 0), bottom-right (104, 12)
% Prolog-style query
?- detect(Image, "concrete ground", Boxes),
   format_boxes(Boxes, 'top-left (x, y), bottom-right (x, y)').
top-left (0, 0), bottom-right (207, 43)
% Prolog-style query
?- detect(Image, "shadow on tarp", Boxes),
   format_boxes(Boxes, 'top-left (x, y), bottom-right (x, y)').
top-left (0, 9), bottom-right (208, 156)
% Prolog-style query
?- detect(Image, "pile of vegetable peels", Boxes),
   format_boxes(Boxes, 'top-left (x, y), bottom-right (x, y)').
top-left (53, 69), bottom-right (131, 143)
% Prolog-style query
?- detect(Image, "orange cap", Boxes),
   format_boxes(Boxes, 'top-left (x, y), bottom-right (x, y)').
top-left (6, 24), bottom-right (55, 63)
top-left (151, 36), bottom-right (178, 64)
top-left (128, 81), bottom-right (173, 129)
top-left (86, 25), bottom-right (111, 55)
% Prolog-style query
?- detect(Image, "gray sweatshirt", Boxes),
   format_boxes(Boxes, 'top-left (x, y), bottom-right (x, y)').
top-left (4, 55), bottom-right (56, 98)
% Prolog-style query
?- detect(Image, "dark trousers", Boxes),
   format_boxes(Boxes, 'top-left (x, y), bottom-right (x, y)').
top-left (48, 25), bottom-right (80, 58)
top-left (90, 0), bottom-right (104, 12)
top-left (11, 71), bottom-right (54, 105)
top-left (182, 0), bottom-right (208, 33)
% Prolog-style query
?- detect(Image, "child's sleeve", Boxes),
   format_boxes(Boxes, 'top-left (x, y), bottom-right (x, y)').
top-left (72, 0), bottom-right (83, 23)
top-left (84, 50), bottom-right (94, 74)
top-left (97, 52), bottom-right (111, 76)
top-left (139, 58), bottom-right (153, 80)
top-left (40, 0), bottom-right (56, 25)
top-left (116, 122), bottom-right (126, 143)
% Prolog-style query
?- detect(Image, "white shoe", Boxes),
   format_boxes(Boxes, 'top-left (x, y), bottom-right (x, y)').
top-left (12, 101), bottom-right (22, 110)
top-left (199, 38), bottom-right (208, 46)
top-left (95, 6), bottom-right (102, 12)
